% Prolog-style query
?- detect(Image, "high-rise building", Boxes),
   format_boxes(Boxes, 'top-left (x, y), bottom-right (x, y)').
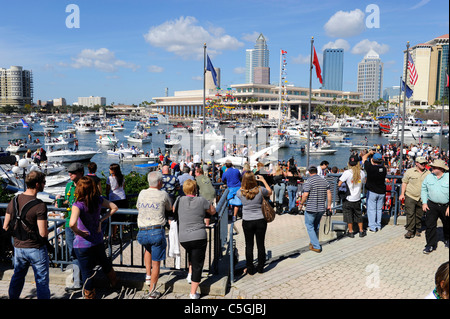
top-left (405, 34), bottom-right (449, 105)
top-left (357, 50), bottom-right (384, 102)
top-left (78, 96), bottom-right (106, 107)
top-left (245, 34), bottom-right (270, 84)
top-left (322, 49), bottom-right (344, 91)
top-left (0, 66), bottom-right (33, 107)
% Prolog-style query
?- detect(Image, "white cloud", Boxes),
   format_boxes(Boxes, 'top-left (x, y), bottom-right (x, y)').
top-left (411, 0), bottom-right (431, 10)
top-left (147, 65), bottom-right (164, 73)
top-left (322, 39), bottom-right (351, 52)
top-left (241, 32), bottom-right (265, 42)
top-left (292, 54), bottom-right (311, 64)
top-left (143, 16), bottom-right (244, 59)
top-left (233, 67), bottom-right (245, 74)
top-left (71, 48), bottom-right (139, 72)
top-left (351, 39), bottom-right (389, 55)
top-left (324, 9), bottom-right (365, 38)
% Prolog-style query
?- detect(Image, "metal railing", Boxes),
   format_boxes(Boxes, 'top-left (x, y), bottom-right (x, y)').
top-left (1, 175), bottom-right (403, 283)
top-left (0, 187), bottom-right (232, 275)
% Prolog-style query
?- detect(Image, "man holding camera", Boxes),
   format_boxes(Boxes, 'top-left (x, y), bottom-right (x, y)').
top-left (362, 150), bottom-right (387, 232)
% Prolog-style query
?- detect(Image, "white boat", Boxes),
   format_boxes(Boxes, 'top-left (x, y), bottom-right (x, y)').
top-left (164, 138), bottom-right (181, 149)
top-left (45, 147), bottom-right (101, 163)
top-left (45, 137), bottom-right (69, 149)
top-left (125, 132), bottom-right (152, 144)
top-left (193, 128), bottom-right (224, 141)
top-left (96, 135), bottom-right (119, 146)
top-left (6, 140), bottom-right (43, 153)
top-left (119, 154), bottom-right (158, 164)
top-left (269, 133), bottom-right (290, 148)
top-left (75, 117), bottom-right (97, 132)
top-left (351, 119), bottom-right (380, 134)
top-left (308, 148), bottom-right (337, 155)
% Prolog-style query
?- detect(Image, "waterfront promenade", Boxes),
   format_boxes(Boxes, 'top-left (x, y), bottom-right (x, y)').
top-left (0, 213), bottom-right (447, 300)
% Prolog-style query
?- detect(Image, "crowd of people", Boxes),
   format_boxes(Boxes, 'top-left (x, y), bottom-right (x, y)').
top-left (1, 139), bottom-right (448, 300)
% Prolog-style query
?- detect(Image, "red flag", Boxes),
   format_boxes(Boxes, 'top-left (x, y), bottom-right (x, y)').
top-left (281, 50), bottom-right (287, 54)
top-left (312, 46), bottom-right (322, 84)
top-left (447, 73), bottom-right (449, 87)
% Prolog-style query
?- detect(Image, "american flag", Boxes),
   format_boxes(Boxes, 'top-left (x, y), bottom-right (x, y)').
top-left (408, 52), bottom-right (418, 85)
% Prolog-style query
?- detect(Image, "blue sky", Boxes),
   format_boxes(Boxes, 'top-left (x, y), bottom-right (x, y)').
top-left (1, 0), bottom-right (448, 105)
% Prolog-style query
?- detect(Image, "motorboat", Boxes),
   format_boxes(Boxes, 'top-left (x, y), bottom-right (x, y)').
top-left (119, 154), bottom-right (158, 164)
top-left (308, 148), bottom-right (337, 155)
top-left (75, 117), bottom-right (97, 132)
top-left (125, 132), bottom-right (152, 144)
top-left (45, 146), bottom-right (101, 163)
top-left (96, 135), bottom-right (119, 146)
top-left (6, 139), bottom-right (43, 153)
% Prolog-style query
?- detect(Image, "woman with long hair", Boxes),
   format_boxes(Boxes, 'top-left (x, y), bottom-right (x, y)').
top-left (271, 164), bottom-right (286, 214)
top-left (106, 163), bottom-right (127, 240)
top-left (69, 176), bottom-right (119, 299)
top-left (236, 172), bottom-right (272, 275)
top-left (338, 155), bottom-right (366, 238)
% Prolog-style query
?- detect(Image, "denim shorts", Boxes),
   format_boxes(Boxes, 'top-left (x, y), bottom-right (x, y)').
top-left (137, 228), bottom-right (166, 261)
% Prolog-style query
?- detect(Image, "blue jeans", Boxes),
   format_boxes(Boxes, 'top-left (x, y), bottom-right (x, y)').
top-left (287, 185), bottom-right (298, 211)
top-left (273, 183), bottom-right (286, 205)
top-left (366, 191), bottom-right (385, 231)
top-left (9, 246), bottom-right (50, 299)
top-left (304, 211), bottom-right (325, 250)
top-left (137, 228), bottom-right (167, 261)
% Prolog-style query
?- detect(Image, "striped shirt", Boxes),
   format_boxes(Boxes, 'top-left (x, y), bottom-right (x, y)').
top-left (303, 174), bottom-right (330, 213)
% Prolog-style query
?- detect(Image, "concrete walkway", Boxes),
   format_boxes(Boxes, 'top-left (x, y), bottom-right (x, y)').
top-left (0, 213), bottom-right (448, 300)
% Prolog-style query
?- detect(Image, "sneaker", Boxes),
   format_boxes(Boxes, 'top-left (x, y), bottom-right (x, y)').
top-left (190, 293), bottom-right (200, 299)
top-left (359, 230), bottom-right (367, 238)
top-left (415, 231), bottom-right (421, 237)
top-left (423, 246), bottom-right (435, 254)
top-left (65, 285), bottom-right (82, 293)
top-left (148, 290), bottom-right (161, 299)
top-left (186, 273), bottom-right (192, 284)
top-left (369, 228), bottom-right (378, 233)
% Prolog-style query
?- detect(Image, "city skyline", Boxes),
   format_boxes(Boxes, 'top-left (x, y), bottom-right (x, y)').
top-left (0, 0), bottom-right (448, 106)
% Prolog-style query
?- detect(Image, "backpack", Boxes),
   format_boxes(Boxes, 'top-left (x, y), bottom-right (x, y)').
top-left (338, 182), bottom-right (351, 201)
top-left (9, 195), bottom-right (44, 242)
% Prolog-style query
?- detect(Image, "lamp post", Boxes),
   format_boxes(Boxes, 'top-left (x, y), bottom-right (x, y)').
top-left (208, 144), bottom-right (220, 183)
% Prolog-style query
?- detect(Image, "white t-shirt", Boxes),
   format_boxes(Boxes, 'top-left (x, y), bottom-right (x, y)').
top-left (106, 176), bottom-right (126, 201)
top-left (339, 169), bottom-right (366, 202)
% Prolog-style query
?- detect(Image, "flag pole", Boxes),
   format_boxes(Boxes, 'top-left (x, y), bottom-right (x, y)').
top-left (202, 43), bottom-right (206, 160)
top-left (278, 49), bottom-right (282, 130)
top-left (399, 41), bottom-right (410, 174)
top-left (396, 76), bottom-right (402, 141)
top-left (440, 64), bottom-right (448, 153)
top-left (307, 37), bottom-right (313, 169)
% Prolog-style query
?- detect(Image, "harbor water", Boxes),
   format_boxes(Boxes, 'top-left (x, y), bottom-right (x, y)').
top-left (1, 119), bottom-right (445, 178)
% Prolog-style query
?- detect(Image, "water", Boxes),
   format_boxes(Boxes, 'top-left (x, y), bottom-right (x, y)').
top-left (1, 119), bottom-right (444, 177)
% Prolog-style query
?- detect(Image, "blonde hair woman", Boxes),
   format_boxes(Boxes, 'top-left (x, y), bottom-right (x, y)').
top-left (271, 165), bottom-right (286, 214)
top-left (338, 155), bottom-right (366, 238)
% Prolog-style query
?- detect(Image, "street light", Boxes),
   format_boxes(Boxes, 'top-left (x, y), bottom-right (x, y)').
top-left (207, 144), bottom-right (221, 182)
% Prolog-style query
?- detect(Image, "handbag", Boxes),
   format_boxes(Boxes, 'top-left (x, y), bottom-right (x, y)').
top-left (261, 189), bottom-right (276, 223)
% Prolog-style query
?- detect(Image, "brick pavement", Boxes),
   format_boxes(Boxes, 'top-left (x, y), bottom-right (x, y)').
top-left (0, 214), bottom-right (448, 300)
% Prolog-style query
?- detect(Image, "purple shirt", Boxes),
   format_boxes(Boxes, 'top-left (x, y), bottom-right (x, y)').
top-left (73, 197), bottom-right (104, 248)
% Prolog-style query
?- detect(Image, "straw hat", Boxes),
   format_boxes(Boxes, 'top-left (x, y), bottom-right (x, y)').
top-left (429, 159), bottom-right (448, 171)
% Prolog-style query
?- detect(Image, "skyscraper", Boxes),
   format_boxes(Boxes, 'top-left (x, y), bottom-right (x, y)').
top-left (357, 50), bottom-right (384, 102)
top-left (0, 66), bottom-right (33, 107)
top-left (322, 48), bottom-right (344, 91)
top-left (245, 33), bottom-right (270, 84)
top-left (405, 34), bottom-right (449, 105)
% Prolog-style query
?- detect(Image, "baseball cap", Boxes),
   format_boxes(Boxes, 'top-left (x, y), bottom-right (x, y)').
top-left (415, 157), bottom-right (427, 164)
top-left (67, 162), bottom-right (84, 173)
top-left (348, 155), bottom-right (359, 166)
top-left (373, 153), bottom-right (382, 161)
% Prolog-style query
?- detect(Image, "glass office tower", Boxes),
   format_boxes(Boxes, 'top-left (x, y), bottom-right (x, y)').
top-left (322, 49), bottom-right (344, 91)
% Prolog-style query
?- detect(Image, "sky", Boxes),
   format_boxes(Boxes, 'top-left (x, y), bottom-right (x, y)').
top-left (0, 0), bottom-right (448, 106)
